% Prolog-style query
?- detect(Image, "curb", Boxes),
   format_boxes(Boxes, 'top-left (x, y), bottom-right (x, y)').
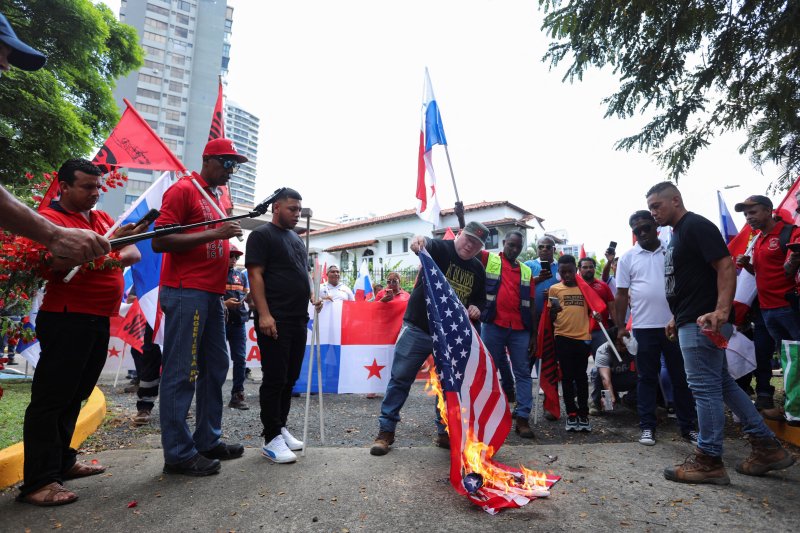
top-left (765, 418), bottom-right (800, 448)
top-left (0, 386), bottom-right (106, 489)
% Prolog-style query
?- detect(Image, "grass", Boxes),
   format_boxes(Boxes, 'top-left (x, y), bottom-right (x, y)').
top-left (0, 381), bottom-right (32, 448)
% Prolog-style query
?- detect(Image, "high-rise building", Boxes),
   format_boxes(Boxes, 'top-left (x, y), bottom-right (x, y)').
top-left (224, 100), bottom-right (259, 207)
top-left (102, 0), bottom-right (233, 217)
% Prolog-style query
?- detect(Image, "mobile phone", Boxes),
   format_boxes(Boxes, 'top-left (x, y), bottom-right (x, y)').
top-left (609, 241), bottom-right (617, 250)
top-left (787, 243), bottom-right (800, 253)
top-left (134, 208), bottom-right (160, 227)
top-left (540, 260), bottom-right (550, 271)
top-left (548, 296), bottom-right (560, 307)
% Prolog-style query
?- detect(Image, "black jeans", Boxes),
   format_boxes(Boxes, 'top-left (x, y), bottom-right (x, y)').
top-left (20, 311), bottom-right (109, 496)
top-left (257, 320), bottom-right (308, 442)
top-left (555, 335), bottom-right (590, 417)
top-left (131, 324), bottom-right (162, 412)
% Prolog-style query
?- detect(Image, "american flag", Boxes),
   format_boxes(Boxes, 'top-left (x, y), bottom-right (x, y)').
top-left (419, 250), bottom-right (559, 514)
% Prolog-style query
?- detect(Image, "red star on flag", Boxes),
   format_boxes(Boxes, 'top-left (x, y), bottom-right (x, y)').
top-left (108, 346), bottom-right (121, 358)
top-left (364, 358), bottom-right (385, 379)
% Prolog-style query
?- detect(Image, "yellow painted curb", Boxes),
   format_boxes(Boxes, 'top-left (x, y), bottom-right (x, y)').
top-left (765, 419), bottom-right (800, 448)
top-left (0, 386), bottom-right (106, 489)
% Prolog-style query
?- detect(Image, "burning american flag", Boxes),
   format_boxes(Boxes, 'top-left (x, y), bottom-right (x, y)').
top-left (419, 249), bottom-right (559, 514)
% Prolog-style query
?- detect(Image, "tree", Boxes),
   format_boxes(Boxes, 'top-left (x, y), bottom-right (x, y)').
top-left (539, 0), bottom-right (800, 188)
top-left (0, 0), bottom-right (142, 181)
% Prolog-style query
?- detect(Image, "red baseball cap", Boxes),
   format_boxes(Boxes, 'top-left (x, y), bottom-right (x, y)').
top-left (229, 244), bottom-right (243, 256)
top-left (203, 138), bottom-right (248, 163)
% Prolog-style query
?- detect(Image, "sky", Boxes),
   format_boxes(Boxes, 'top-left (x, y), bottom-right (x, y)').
top-left (103, 0), bottom-right (782, 256)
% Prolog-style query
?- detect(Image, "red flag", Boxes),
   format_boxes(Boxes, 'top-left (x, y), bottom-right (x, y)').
top-left (321, 262), bottom-right (328, 283)
top-left (206, 77), bottom-right (233, 212)
top-left (536, 300), bottom-right (561, 419)
top-left (579, 244), bottom-right (586, 259)
top-left (420, 250), bottom-right (559, 513)
top-left (37, 174), bottom-right (61, 212)
top-left (776, 173), bottom-right (800, 223)
top-left (575, 273), bottom-right (608, 317)
top-left (91, 99), bottom-right (186, 175)
top-left (443, 227), bottom-right (456, 240)
top-left (114, 300), bottom-right (146, 352)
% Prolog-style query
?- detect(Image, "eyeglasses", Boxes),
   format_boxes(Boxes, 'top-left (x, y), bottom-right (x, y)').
top-left (212, 157), bottom-right (240, 173)
top-left (633, 224), bottom-right (654, 236)
top-left (538, 244), bottom-right (554, 250)
top-left (387, 279), bottom-right (400, 284)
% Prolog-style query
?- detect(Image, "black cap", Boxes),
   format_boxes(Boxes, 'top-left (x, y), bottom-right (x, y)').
top-left (734, 195), bottom-right (773, 212)
top-left (461, 221), bottom-right (490, 246)
top-left (0, 13), bottom-right (46, 71)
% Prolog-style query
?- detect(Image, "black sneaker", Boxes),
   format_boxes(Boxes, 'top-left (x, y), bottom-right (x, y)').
top-left (163, 453), bottom-right (221, 476)
top-left (200, 442), bottom-right (245, 461)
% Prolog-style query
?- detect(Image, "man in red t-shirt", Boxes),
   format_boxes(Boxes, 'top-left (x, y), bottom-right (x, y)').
top-left (18, 159), bottom-right (143, 507)
top-left (153, 138), bottom-right (245, 477)
top-left (578, 257), bottom-right (616, 355)
top-left (374, 271), bottom-right (410, 303)
top-left (735, 195), bottom-right (800, 422)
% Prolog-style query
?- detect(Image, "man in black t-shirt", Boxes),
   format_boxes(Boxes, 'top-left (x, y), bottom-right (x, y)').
top-left (370, 221), bottom-right (488, 456)
top-left (246, 188), bottom-right (311, 465)
top-left (646, 182), bottom-right (793, 485)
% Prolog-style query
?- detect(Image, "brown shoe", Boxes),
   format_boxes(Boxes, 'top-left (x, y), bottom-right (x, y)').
top-left (228, 391), bottom-right (249, 410)
top-left (370, 430), bottom-right (395, 456)
top-left (664, 448), bottom-right (730, 485)
top-left (133, 409), bottom-right (151, 426)
top-left (515, 416), bottom-right (535, 439)
top-left (760, 407), bottom-right (785, 421)
top-left (123, 383), bottom-right (139, 394)
top-left (435, 432), bottom-right (450, 449)
top-left (735, 436), bottom-right (796, 476)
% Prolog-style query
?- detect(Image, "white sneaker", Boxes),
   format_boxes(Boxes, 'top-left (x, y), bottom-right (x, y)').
top-left (261, 435), bottom-right (297, 464)
top-left (639, 429), bottom-right (656, 446)
top-left (281, 427), bottom-right (304, 451)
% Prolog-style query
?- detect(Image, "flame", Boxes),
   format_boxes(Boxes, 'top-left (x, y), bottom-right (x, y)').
top-left (462, 430), bottom-right (549, 498)
top-left (424, 367), bottom-right (448, 431)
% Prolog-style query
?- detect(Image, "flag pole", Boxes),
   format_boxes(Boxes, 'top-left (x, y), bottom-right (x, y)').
top-left (442, 146), bottom-right (465, 229)
top-left (113, 343), bottom-right (127, 388)
top-left (301, 307), bottom-right (316, 457)
top-left (314, 309), bottom-right (325, 444)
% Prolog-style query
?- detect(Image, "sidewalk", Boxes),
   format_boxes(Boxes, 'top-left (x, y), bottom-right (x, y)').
top-left (1, 439), bottom-right (797, 532)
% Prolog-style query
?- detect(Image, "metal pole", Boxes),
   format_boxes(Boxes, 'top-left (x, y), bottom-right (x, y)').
top-left (315, 314), bottom-right (325, 444)
top-left (301, 309), bottom-right (316, 457)
top-left (443, 146), bottom-right (466, 229)
top-left (112, 343), bottom-right (127, 388)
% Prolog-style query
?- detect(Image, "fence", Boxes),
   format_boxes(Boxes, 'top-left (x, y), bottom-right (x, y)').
top-left (338, 266), bottom-right (419, 293)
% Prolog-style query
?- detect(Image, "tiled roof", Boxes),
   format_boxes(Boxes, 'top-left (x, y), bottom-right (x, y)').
top-left (324, 239), bottom-right (379, 252)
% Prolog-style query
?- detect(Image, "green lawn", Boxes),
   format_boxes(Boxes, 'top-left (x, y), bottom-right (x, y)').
top-left (0, 381), bottom-right (31, 449)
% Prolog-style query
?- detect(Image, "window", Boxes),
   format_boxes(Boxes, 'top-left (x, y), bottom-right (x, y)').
top-left (145, 119), bottom-right (158, 130)
top-left (165, 109), bottom-right (180, 122)
top-left (136, 88), bottom-right (160, 100)
top-left (340, 250), bottom-right (350, 267)
top-left (170, 53), bottom-right (186, 66)
top-left (170, 67), bottom-right (185, 80)
top-left (143, 31), bottom-right (167, 44)
top-left (136, 103), bottom-right (160, 115)
top-left (144, 17), bottom-right (168, 31)
top-left (146, 3), bottom-right (170, 17)
top-left (172, 40), bottom-right (187, 53)
top-left (138, 73), bottom-right (161, 85)
top-left (144, 59), bottom-right (163, 70)
top-left (174, 26), bottom-right (188, 39)
top-left (402, 238), bottom-right (409, 253)
top-left (163, 138), bottom-right (178, 151)
top-left (165, 125), bottom-right (185, 136)
top-left (143, 45), bottom-right (164, 59)
top-left (176, 0), bottom-right (191, 12)
top-left (176, 13), bottom-right (189, 25)
top-left (167, 95), bottom-right (182, 107)
top-left (168, 80), bottom-right (183, 93)
top-left (386, 240), bottom-right (393, 255)
top-left (486, 228), bottom-right (500, 250)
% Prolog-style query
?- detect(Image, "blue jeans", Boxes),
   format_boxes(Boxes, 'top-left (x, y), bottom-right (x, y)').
top-left (633, 328), bottom-right (696, 434)
top-left (678, 323), bottom-right (774, 457)
top-left (379, 322), bottom-right (444, 434)
top-left (159, 287), bottom-right (230, 464)
top-left (481, 322), bottom-right (532, 418)
top-left (762, 305), bottom-right (800, 344)
top-left (226, 321), bottom-right (247, 394)
top-left (752, 309), bottom-right (776, 398)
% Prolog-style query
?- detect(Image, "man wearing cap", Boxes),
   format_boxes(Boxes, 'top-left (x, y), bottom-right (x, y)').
top-left (225, 245), bottom-right (250, 410)
top-left (316, 265), bottom-right (355, 308)
top-left (0, 12), bottom-right (110, 264)
top-left (735, 194), bottom-right (800, 422)
top-left (152, 138), bottom-right (246, 476)
top-left (370, 222), bottom-right (488, 455)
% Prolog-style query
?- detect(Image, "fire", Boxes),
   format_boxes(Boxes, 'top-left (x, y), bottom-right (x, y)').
top-left (424, 367), bottom-right (448, 431)
top-left (462, 430), bottom-right (550, 498)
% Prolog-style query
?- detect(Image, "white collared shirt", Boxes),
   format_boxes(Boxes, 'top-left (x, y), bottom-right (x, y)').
top-left (319, 281), bottom-right (355, 302)
top-left (616, 242), bottom-right (673, 328)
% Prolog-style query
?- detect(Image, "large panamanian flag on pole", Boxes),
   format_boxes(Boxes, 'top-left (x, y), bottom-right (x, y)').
top-left (717, 190), bottom-right (739, 244)
top-left (293, 300), bottom-right (406, 393)
top-left (418, 249), bottom-right (559, 514)
top-left (415, 67), bottom-right (445, 224)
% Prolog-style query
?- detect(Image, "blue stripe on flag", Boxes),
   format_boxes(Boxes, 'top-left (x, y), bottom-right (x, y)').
top-left (424, 100), bottom-right (447, 151)
top-left (293, 344), bottom-right (341, 393)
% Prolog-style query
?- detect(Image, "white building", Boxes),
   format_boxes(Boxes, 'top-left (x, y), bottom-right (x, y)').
top-left (224, 100), bottom-right (259, 207)
top-left (306, 201), bottom-right (544, 282)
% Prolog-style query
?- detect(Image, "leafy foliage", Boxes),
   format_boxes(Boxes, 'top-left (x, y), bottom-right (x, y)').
top-left (0, 0), bottom-right (142, 182)
top-left (539, 0), bottom-right (800, 189)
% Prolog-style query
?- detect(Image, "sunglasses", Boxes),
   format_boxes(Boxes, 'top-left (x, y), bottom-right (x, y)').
top-left (633, 224), bottom-right (654, 236)
top-left (538, 244), bottom-right (554, 250)
top-left (212, 157), bottom-right (240, 173)
top-left (387, 279), bottom-right (400, 284)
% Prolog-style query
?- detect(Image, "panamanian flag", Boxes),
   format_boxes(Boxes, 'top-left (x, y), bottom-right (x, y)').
top-left (292, 300), bottom-right (405, 393)
top-left (415, 67), bottom-right (445, 224)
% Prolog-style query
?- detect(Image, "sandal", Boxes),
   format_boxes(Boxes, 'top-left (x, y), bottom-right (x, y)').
top-left (17, 482), bottom-right (78, 507)
top-left (62, 461), bottom-right (107, 480)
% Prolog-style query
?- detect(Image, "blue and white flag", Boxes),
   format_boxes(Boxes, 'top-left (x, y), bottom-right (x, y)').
top-left (718, 190), bottom-right (739, 244)
top-left (415, 67), bottom-right (445, 224)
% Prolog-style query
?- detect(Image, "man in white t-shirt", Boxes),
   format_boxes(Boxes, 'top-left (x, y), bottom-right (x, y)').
top-left (615, 210), bottom-right (698, 447)
top-left (317, 265), bottom-right (355, 304)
